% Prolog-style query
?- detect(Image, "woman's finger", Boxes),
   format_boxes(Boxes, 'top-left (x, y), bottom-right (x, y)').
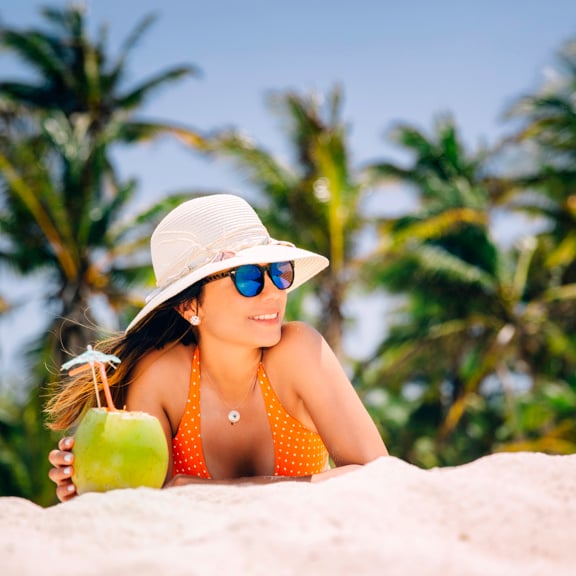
top-left (58, 436), bottom-right (74, 451)
top-left (48, 448), bottom-right (74, 467)
top-left (55, 481), bottom-right (77, 503)
top-left (47, 461), bottom-right (73, 485)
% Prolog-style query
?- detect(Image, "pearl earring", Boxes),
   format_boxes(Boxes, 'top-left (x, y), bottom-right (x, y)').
top-left (190, 315), bottom-right (200, 326)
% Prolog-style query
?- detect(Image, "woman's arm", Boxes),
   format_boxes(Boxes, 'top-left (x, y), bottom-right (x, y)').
top-left (274, 322), bottom-right (388, 466)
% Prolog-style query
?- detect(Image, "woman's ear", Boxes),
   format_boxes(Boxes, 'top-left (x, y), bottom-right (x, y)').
top-left (176, 303), bottom-right (189, 321)
top-left (177, 300), bottom-right (200, 325)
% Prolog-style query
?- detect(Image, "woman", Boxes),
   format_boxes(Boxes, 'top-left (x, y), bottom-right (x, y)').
top-left (47, 194), bottom-right (388, 502)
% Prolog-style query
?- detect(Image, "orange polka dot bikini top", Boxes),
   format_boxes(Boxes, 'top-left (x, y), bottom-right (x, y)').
top-left (172, 347), bottom-right (329, 478)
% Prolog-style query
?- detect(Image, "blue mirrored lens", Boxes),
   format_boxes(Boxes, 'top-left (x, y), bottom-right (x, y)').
top-left (269, 261), bottom-right (294, 290)
top-left (234, 265), bottom-right (264, 297)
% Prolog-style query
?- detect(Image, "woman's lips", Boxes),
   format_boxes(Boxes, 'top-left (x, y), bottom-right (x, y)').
top-left (249, 312), bottom-right (279, 321)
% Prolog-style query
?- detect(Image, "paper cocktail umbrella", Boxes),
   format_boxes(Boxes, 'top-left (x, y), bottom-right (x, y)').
top-left (61, 345), bottom-right (120, 410)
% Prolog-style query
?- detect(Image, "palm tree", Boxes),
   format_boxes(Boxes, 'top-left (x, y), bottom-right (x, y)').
top-left (359, 115), bottom-right (576, 465)
top-left (0, 4), bottom-right (204, 363)
top-left (0, 5), bottom-right (201, 146)
top-left (204, 86), bottom-right (373, 359)
top-left (1, 114), bottom-right (187, 356)
top-left (504, 35), bottom-right (576, 333)
top-left (0, 5), bottom-right (205, 503)
top-left (360, 113), bottom-right (500, 386)
top-left (0, 105), bottom-right (201, 503)
top-left (506, 39), bottom-right (576, 164)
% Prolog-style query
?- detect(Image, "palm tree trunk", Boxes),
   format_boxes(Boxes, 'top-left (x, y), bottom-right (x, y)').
top-left (318, 278), bottom-right (345, 360)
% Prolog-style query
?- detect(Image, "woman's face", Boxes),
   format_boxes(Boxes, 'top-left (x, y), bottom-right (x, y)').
top-left (196, 265), bottom-right (288, 348)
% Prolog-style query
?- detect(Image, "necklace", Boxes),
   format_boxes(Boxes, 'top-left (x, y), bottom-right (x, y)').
top-left (202, 366), bottom-right (258, 425)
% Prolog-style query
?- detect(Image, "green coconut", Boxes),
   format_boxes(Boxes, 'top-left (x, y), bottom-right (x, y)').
top-left (72, 407), bottom-right (169, 494)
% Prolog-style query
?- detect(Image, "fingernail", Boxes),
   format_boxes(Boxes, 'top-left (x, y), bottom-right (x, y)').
top-left (64, 437), bottom-right (72, 448)
top-left (63, 467), bottom-right (71, 475)
top-left (67, 484), bottom-right (76, 493)
top-left (64, 453), bottom-right (73, 463)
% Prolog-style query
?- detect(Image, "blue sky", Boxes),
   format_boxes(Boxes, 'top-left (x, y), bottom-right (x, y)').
top-left (1, 1), bottom-right (576, 383)
top-left (3, 1), bottom-right (576, 204)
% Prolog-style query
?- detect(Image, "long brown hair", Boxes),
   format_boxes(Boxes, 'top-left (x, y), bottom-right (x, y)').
top-left (45, 283), bottom-right (204, 431)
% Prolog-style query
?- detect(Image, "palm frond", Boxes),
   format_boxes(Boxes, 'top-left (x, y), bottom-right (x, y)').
top-left (115, 65), bottom-right (199, 110)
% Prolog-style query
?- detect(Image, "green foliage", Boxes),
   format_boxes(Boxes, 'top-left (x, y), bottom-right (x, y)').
top-left (0, 391), bottom-right (59, 506)
top-left (357, 95), bottom-right (576, 465)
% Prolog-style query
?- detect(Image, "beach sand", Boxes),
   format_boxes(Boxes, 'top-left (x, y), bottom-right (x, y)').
top-left (1, 452), bottom-right (575, 575)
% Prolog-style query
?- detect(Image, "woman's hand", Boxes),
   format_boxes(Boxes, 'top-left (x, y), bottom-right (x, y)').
top-left (48, 436), bottom-right (77, 502)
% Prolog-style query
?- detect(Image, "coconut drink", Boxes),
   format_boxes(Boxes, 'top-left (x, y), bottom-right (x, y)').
top-left (61, 346), bottom-right (169, 494)
top-left (71, 407), bottom-right (168, 493)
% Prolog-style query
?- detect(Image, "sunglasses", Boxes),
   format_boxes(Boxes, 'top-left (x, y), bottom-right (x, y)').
top-left (202, 261), bottom-right (295, 297)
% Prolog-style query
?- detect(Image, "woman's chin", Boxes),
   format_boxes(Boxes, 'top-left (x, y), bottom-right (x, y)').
top-left (255, 328), bottom-right (282, 348)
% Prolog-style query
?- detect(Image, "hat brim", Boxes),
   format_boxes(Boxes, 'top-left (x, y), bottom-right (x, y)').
top-left (125, 243), bottom-right (329, 332)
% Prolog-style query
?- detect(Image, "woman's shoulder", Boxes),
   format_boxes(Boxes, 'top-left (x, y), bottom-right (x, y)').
top-left (280, 320), bottom-right (321, 342)
top-left (269, 321), bottom-right (325, 360)
top-left (264, 322), bottom-right (333, 404)
top-left (125, 343), bottom-right (193, 422)
top-left (132, 342), bottom-right (194, 386)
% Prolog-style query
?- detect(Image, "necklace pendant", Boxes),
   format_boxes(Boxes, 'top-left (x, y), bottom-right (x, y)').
top-left (228, 410), bottom-right (241, 425)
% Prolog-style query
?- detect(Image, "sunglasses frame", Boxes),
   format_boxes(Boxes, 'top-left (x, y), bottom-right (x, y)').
top-left (201, 261), bottom-right (295, 297)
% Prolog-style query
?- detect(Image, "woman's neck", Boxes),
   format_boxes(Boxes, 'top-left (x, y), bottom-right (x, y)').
top-left (196, 340), bottom-right (262, 398)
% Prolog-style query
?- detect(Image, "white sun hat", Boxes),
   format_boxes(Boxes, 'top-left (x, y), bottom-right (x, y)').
top-left (126, 194), bottom-right (329, 332)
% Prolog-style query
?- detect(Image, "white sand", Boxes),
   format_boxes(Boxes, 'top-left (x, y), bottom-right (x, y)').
top-left (1, 452), bottom-right (575, 575)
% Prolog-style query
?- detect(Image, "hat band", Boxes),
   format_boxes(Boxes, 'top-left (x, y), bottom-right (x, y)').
top-left (144, 237), bottom-right (296, 304)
